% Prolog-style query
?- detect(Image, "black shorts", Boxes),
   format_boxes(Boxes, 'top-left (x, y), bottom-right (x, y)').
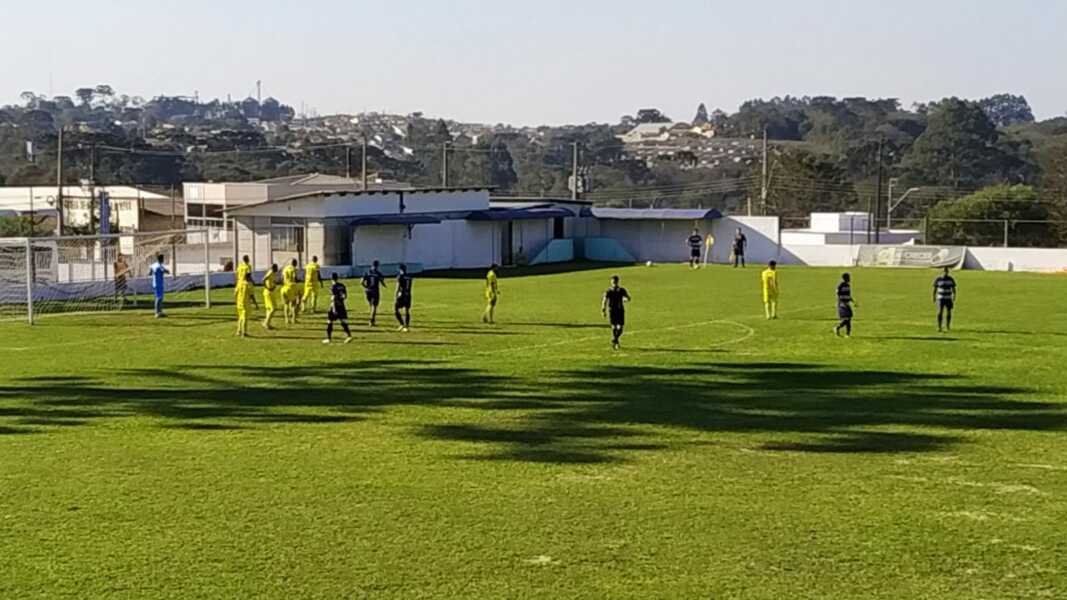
top-left (609, 309), bottom-right (625, 326)
top-left (365, 291), bottom-right (380, 306)
top-left (939, 299), bottom-right (954, 310)
top-left (690, 248), bottom-right (701, 259)
top-left (329, 306), bottom-right (348, 321)
top-left (733, 247), bottom-right (744, 256)
top-left (115, 279), bottom-right (128, 294)
top-left (837, 304), bottom-right (853, 319)
top-left (395, 294), bottom-right (412, 309)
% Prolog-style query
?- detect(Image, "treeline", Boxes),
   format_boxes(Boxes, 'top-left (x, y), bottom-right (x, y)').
top-left (1, 88), bottom-right (1066, 244)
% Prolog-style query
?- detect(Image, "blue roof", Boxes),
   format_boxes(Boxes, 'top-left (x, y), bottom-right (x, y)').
top-left (583, 207), bottom-right (723, 220)
top-left (350, 214), bottom-right (442, 227)
top-left (466, 207), bottom-right (575, 221)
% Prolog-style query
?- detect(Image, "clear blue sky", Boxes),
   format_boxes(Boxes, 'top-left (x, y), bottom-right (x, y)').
top-left (3, 0), bottom-right (1064, 125)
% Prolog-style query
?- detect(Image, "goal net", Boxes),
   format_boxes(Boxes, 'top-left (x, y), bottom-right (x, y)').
top-left (1, 229), bottom-right (226, 323)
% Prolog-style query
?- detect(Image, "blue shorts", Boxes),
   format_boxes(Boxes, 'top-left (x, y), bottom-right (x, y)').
top-left (837, 304), bottom-right (853, 319)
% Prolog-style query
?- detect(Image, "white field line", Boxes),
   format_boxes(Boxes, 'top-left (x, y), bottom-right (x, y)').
top-left (0, 302), bottom-right (830, 354)
top-left (458, 319), bottom-right (757, 358)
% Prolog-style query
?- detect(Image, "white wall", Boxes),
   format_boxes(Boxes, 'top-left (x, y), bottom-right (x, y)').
top-left (349, 220), bottom-right (499, 270)
top-left (965, 247), bottom-right (1067, 272)
top-left (779, 244), bottom-right (859, 267)
top-left (513, 219), bottom-right (553, 260)
top-left (711, 216), bottom-right (780, 264)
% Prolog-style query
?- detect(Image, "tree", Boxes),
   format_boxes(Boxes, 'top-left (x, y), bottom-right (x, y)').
top-left (977, 94), bottom-right (1035, 127)
top-left (20, 91), bottom-right (38, 108)
top-left (901, 98), bottom-right (1030, 188)
top-left (260, 97), bottom-right (282, 122)
top-left (635, 109), bottom-right (671, 124)
top-left (75, 88), bottom-right (95, 106)
top-left (94, 84), bottom-right (115, 105)
top-left (486, 140), bottom-right (518, 190)
top-left (926, 184), bottom-right (1058, 246)
top-left (692, 103), bottom-right (709, 126)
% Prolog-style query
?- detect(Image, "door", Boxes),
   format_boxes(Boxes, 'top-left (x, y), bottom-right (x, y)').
top-left (501, 221), bottom-right (514, 266)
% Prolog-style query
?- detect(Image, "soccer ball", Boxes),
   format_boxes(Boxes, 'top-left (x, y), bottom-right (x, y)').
top-left (646, 260), bottom-right (654, 267)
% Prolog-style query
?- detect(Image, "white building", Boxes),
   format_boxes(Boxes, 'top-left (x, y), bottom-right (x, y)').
top-left (0, 185), bottom-right (179, 232)
top-left (183, 173), bottom-right (412, 241)
top-left (225, 187), bottom-right (584, 271)
top-left (781, 211), bottom-right (921, 246)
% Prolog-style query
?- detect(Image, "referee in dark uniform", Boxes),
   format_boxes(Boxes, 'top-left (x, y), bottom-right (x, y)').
top-left (361, 259), bottom-right (387, 326)
top-left (601, 275), bottom-right (632, 350)
top-left (687, 228), bottom-right (703, 269)
top-left (324, 273), bottom-right (353, 344)
top-left (394, 263), bottom-right (413, 332)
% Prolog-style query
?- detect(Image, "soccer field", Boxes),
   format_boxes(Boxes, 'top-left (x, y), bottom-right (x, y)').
top-left (2, 263), bottom-right (1065, 599)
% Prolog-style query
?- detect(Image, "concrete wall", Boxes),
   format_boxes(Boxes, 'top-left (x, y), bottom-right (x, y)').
top-left (512, 219), bottom-right (553, 262)
top-left (778, 244), bottom-right (859, 267)
top-left (350, 220), bottom-right (499, 271)
top-left (711, 216), bottom-right (780, 264)
top-left (964, 247), bottom-right (1067, 273)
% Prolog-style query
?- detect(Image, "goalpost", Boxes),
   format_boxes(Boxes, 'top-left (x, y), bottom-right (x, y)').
top-left (0, 229), bottom-right (222, 324)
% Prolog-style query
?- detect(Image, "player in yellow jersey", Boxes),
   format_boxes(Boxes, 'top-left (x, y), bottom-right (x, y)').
top-left (301, 256), bottom-right (323, 314)
top-left (761, 260), bottom-right (779, 320)
top-left (281, 259), bottom-right (299, 325)
top-left (482, 263), bottom-right (500, 324)
top-left (262, 263), bottom-right (279, 330)
top-left (234, 255), bottom-right (258, 311)
top-left (234, 273), bottom-right (254, 337)
top-left (235, 254), bottom-right (252, 284)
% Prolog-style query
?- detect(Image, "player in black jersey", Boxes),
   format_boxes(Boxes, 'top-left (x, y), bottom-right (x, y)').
top-left (361, 259), bottom-right (387, 326)
top-left (834, 272), bottom-right (858, 337)
top-left (686, 229), bottom-right (703, 269)
top-left (394, 263), bottom-right (413, 332)
top-left (601, 275), bottom-right (631, 350)
top-left (323, 273), bottom-right (353, 344)
top-left (933, 267), bottom-right (958, 332)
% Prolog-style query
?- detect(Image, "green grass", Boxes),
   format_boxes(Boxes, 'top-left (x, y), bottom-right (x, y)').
top-left (2, 264), bottom-right (1066, 599)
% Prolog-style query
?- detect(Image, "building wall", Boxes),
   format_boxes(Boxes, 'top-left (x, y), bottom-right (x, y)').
top-left (232, 190), bottom-right (491, 220)
top-left (778, 244), bottom-right (859, 267)
top-left (306, 220), bottom-right (326, 263)
top-left (512, 219), bottom-right (553, 263)
top-left (964, 247), bottom-right (1067, 272)
top-left (350, 220), bottom-right (499, 270)
top-left (711, 216), bottom-right (780, 264)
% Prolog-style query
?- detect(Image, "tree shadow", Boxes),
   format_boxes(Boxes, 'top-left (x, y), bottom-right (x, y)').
top-left (418, 363), bottom-right (1063, 461)
top-left (2, 359), bottom-right (1062, 465)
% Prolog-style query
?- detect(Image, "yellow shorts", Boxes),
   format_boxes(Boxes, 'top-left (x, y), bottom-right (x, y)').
top-left (236, 306), bottom-right (248, 319)
top-left (263, 290), bottom-right (276, 310)
top-left (281, 285), bottom-right (298, 303)
top-left (302, 286), bottom-right (316, 301)
top-left (763, 293), bottom-right (778, 304)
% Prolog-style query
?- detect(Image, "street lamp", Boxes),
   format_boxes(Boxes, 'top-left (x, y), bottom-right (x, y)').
top-left (887, 178), bottom-right (920, 231)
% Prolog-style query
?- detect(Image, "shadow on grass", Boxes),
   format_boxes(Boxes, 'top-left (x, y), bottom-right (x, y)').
top-left (1, 359), bottom-right (1063, 465)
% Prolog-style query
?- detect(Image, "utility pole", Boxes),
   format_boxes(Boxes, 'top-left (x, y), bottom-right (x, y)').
top-left (571, 142), bottom-right (580, 201)
top-left (441, 142), bottom-right (450, 187)
top-left (345, 145), bottom-right (352, 179)
top-left (55, 127), bottom-right (64, 236)
top-left (361, 136), bottom-right (369, 190)
top-left (89, 142), bottom-right (97, 234)
top-left (874, 136), bottom-right (885, 244)
top-left (760, 127), bottom-right (768, 215)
